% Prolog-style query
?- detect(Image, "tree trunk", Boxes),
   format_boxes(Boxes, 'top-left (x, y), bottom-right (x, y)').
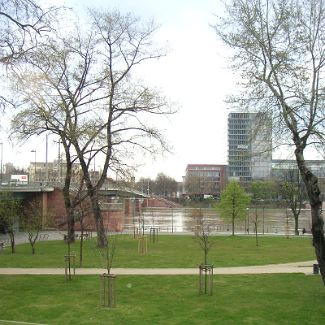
top-left (90, 192), bottom-right (107, 248)
top-left (62, 188), bottom-right (75, 244)
top-left (309, 197), bottom-right (325, 283)
top-left (75, 150), bottom-right (107, 248)
top-left (62, 148), bottom-right (75, 243)
top-left (294, 214), bottom-right (299, 236)
top-left (79, 220), bottom-right (84, 267)
top-left (9, 231), bottom-right (15, 254)
top-left (295, 150), bottom-right (325, 285)
top-left (67, 210), bottom-right (75, 243)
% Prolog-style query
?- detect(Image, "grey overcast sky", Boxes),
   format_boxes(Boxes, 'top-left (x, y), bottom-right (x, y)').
top-left (1, 0), bottom-right (236, 181)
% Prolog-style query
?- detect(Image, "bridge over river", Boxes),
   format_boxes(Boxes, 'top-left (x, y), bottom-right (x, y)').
top-left (0, 182), bottom-right (148, 199)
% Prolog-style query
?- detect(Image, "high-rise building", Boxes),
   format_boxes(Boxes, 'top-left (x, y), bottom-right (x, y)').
top-left (228, 112), bottom-right (272, 186)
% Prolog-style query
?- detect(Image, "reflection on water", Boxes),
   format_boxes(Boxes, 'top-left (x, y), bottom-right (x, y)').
top-left (123, 207), bottom-right (313, 235)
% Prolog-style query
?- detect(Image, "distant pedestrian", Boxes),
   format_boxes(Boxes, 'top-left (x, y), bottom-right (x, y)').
top-left (302, 228), bottom-right (306, 235)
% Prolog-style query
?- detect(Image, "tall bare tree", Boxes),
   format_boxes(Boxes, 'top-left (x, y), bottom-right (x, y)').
top-left (10, 29), bottom-right (96, 243)
top-left (68, 9), bottom-right (173, 247)
top-left (214, 0), bottom-right (325, 284)
top-left (10, 9), bottom-right (173, 247)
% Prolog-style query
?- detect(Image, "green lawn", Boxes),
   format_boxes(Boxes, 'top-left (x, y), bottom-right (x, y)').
top-left (0, 274), bottom-right (324, 324)
top-left (0, 235), bottom-right (322, 324)
top-left (0, 235), bottom-right (315, 268)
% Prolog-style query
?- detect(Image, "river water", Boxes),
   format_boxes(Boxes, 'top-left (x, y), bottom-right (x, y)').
top-left (124, 207), bottom-right (313, 235)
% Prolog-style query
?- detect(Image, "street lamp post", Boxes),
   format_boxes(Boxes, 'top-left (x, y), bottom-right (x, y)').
top-left (31, 150), bottom-right (36, 182)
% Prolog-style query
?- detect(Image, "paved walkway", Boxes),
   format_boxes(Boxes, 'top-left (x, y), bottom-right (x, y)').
top-left (0, 260), bottom-right (318, 276)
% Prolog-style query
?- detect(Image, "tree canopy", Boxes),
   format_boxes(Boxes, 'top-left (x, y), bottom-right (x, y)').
top-left (218, 181), bottom-right (251, 235)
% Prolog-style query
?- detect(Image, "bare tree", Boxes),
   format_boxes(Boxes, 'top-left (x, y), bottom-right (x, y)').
top-left (191, 209), bottom-right (215, 265)
top-left (153, 173), bottom-right (178, 197)
top-left (98, 233), bottom-right (118, 308)
top-left (281, 169), bottom-right (305, 235)
top-left (21, 197), bottom-right (49, 254)
top-left (10, 9), bottom-right (173, 247)
top-left (10, 29), bottom-right (95, 243)
top-left (191, 209), bottom-right (215, 295)
top-left (70, 9), bottom-right (173, 247)
top-left (214, 0), bottom-right (325, 285)
top-left (73, 193), bottom-right (92, 267)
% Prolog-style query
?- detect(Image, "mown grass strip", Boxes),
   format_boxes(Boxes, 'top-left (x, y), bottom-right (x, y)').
top-left (0, 235), bottom-right (315, 268)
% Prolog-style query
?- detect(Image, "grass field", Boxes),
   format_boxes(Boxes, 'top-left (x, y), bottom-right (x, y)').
top-left (0, 235), bottom-right (315, 268)
top-left (0, 235), bottom-right (321, 324)
top-left (0, 274), bottom-right (324, 325)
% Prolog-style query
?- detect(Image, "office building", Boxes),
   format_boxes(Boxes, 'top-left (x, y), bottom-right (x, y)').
top-left (183, 164), bottom-right (227, 198)
top-left (228, 112), bottom-right (272, 186)
top-left (272, 159), bottom-right (325, 194)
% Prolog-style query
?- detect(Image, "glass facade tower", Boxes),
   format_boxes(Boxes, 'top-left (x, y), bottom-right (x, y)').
top-left (228, 112), bottom-right (272, 186)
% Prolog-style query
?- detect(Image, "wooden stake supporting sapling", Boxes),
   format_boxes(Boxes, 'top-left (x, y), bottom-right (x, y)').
top-left (64, 251), bottom-right (76, 280)
top-left (191, 209), bottom-right (215, 296)
top-left (137, 235), bottom-right (147, 254)
top-left (199, 264), bottom-right (214, 295)
top-left (149, 227), bottom-right (159, 243)
top-left (98, 234), bottom-right (118, 308)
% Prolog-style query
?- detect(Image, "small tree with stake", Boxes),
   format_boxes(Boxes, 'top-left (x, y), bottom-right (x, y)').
top-left (99, 233), bottom-right (118, 308)
top-left (252, 208), bottom-right (260, 247)
top-left (191, 209), bottom-right (215, 295)
top-left (73, 196), bottom-right (92, 267)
